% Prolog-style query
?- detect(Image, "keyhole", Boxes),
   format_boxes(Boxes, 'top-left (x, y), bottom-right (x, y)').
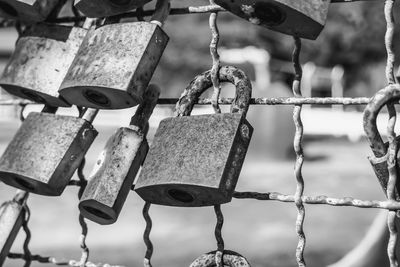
top-left (84, 89), bottom-right (111, 107)
top-left (108, 0), bottom-right (131, 6)
top-left (21, 90), bottom-right (46, 104)
top-left (0, 2), bottom-right (18, 17)
top-left (168, 189), bottom-right (194, 203)
top-left (253, 2), bottom-right (286, 26)
top-left (82, 206), bottom-right (113, 221)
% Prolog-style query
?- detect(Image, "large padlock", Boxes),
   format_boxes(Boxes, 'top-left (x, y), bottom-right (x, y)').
top-left (363, 84), bottom-right (400, 198)
top-left (59, 0), bottom-right (170, 109)
top-left (79, 84), bottom-right (160, 225)
top-left (190, 250), bottom-right (251, 267)
top-left (0, 0), bottom-right (60, 22)
top-left (0, 191), bottom-right (27, 266)
top-left (0, 107), bottom-right (98, 196)
top-left (74, 0), bottom-right (152, 18)
top-left (0, 23), bottom-right (87, 107)
top-left (214, 0), bottom-right (330, 40)
top-left (135, 66), bottom-right (253, 207)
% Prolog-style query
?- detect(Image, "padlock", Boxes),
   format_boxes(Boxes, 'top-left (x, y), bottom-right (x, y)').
top-left (363, 84), bottom-right (400, 198)
top-left (0, 0), bottom-right (60, 22)
top-left (74, 0), bottom-right (152, 18)
top-left (59, 0), bottom-right (170, 109)
top-left (190, 250), bottom-right (251, 267)
top-left (135, 66), bottom-right (253, 207)
top-left (214, 0), bottom-right (330, 40)
top-left (79, 84), bottom-right (160, 225)
top-left (0, 191), bottom-right (27, 266)
top-left (0, 23), bottom-right (88, 107)
top-left (0, 107), bottom-right (98, 196)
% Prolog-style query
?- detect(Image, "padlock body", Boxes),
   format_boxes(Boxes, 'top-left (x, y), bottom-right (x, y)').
top-left (369, 154), bottom-right (400, 200)
top-left (60, 22), bottom-right (169, 109)
top-left (74, 0), bottom-right (152, 18)
top-left (0, 201), bottom-right (24, 266)
top-left (79, 127), bottom-right (149, 225)
top-left (135, 113), bottom-right (253, 207)
top-left (0, 112), bottom-right (98, 196)
top-left (0, 24), bottom-right (86, 107)
top-left (214, 0), bottom-right (330, 40)
top-left (0, 0), bottom-right (59, 22)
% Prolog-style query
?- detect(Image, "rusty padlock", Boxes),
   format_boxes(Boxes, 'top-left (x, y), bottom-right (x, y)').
top-left (214, 0), bottom-right (330, 40)
top-left (0, 23), bottom-right (88, 107)
top-left (0, 107), bottom-right (98, 196)
top-left (79, 84), bottom-right (160, 225)
top-left (74, 0), bottom-right (152, 18)
top-left (135, 66), bottom-right (253, 207)
top-left (190, 250), bottom-right (251, 267)
top-left (0, 191), bottom-right (27, 266)
top-left (0, 0), bottom-right (60, 22)
top-left (59, 0), bottom-right (170, 109)
top-left (363, 84), bottom-right (400, 198)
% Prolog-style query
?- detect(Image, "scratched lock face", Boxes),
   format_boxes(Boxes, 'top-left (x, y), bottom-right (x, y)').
top-left (0, 0), bottom-right (60, 22)
top-left (214, 0), bottom-right (330, 40)
top-left (74, 0), bottom-right (152, 17)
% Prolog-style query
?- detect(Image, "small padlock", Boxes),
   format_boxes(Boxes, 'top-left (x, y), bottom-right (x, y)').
top-left (0, 23), bottom-right (87, 107)
top-left (0, 107), bottom-right (98, 196)
top-left (0, 191), bottom-right (27, 266)
top-left (74, 0), bottom-right (152, 18)
top-left (190, 250), bottom-right (251, 267)
top-left (363, 84), bottom-right (400, 198)
top-left (59, 0), bottom-right (170, 109)
top-left (79, 84), bottom-right (160, 225)
top-left (214, 0), bottom-right (330, 40)
top-left (0, 0), bottom-right (60, 22)
top-left (135, 66), bottom-right (253, 207)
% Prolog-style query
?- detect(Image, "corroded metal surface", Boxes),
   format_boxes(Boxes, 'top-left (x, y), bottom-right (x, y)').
top-left (0, 23), bottom-right (87, 107)
top-left (60, 22), bottom-right (168, 109)
top-left (189, 250), bottom-right (251, 267)
top-left (74, 0), bottom-right (151, 18)
top-left (135, 66), bottom-right (253, 207)
top-left (0, 112), bottom-right (97, 196)
top-left (0, 0), bottom-right (59, 22)
top-left (214, 0), bottom-right (330, 39)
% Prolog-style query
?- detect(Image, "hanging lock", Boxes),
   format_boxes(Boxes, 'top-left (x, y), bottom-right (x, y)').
top-left (0, 191), bottom-right (28, 266)
top-left (0, 23), bottom-right (88, 107)
top-left (74, 0), bottom-right (152, 18)
top-left (79, 84), bottom-right (159, 225)
top-left (0, 0), bottom-right (60, 22)
top-left (363, 84), bottom-right (400, 198)
top-left (59, 0), bottom-right (170, 109)
top-left (0, 107), bottom-right (98, 196)
top-left (214, 0), bottom-right (330, 40)
top-left (190, 250), bottom-right (251, 267)
top-left (135, 66), bottom-right (253, 207)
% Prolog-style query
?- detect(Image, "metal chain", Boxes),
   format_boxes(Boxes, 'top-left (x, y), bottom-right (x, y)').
top-left (143, 202), bottom-right (153, 267)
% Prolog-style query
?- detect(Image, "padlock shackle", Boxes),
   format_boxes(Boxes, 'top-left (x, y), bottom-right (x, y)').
top-left (176, 66), bottom-right (252, 117)
top-left (190, 250), bottom-right (251, 267)
top-left (363, 84), bottom-right (400, 157)
top-left (150, 0), bottom-right (170, 28)
top-left (41, 105), bottom-right (58, 114)
top-left (82, 108), bottom-right (99, 123)
top-left (130, 84), bottom-right (160, 134)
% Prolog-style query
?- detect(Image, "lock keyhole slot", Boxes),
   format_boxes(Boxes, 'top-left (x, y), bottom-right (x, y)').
top-left (21, 90), bottom-right (46, 104)
top-left (14, 177), bottom-right (35, 192)
top-left (167, 189), bottom-right (194, 203)
top-left (81, 206), bottom-right (113, 221)
top-left (253, 2), bottom-right (286, 26)
top-left (0, 2), bottom-right (17, 17)
top-left (84, 89), bottom-right (111, 107)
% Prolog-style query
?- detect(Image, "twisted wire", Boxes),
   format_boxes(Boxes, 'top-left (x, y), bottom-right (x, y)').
top-left (214, 205), bottom-right (225, 267)
top-left (209, 0), bottom-right (221, 114)
top-left (77, 158), bottom-right (89, 267)
top-left (143, 202), bottom-right (153, 267)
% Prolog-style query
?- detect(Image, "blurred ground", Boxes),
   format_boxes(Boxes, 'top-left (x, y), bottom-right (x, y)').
top-left (0, 105), bottom-right (388, 267)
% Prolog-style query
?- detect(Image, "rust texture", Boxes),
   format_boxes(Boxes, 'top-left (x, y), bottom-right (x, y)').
top-left (0, 0), bottom-right (59, 22)
top-left (135, 66), bottom-right (253, 207)
top-left (0, 23), bottom-right (86, 107)
top-left (79, 85), bottom-right (159, 225)
top-left (190, 250), bottom-right (251, 267)
top-left (60, 22), bottom-right (168, 109)
top-left (74, 0), bottom-right (151, 18)
top-left (214, 0), bottom-right (329, 39)
top-left (0, 112), bottom-right (97, 196)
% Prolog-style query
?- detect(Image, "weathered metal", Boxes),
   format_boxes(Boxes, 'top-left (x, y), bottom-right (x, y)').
top-left (0, 110), bottom-right (98, 196)
top-left (135, 66), bottom-right (253, 207)
top-left (79, 85), bottom-right (159, 225)
top-left (74, 0), bottom-right (152, 18)
top-left (0, 0), bottom-right (60, 22)
top-left (59, 0), bottom-right (169, 109)
top-left (0, 23), bottom-right (87, 107)
top-left (363, 84), bottom-right (400, 199)
top-left (190, 250), bottom-right (251, 267)
top-left (214, 0), bottom-right (330, 40)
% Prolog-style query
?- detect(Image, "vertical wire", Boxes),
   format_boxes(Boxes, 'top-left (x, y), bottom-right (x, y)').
top-left (214, 205), bottom-right (225, 267)
top-left (209, 0), bottom-right (221, 114)
top-left (143, 202), bottom-right (153, 267)
top-left (77, 158), bottom-right (89, 267)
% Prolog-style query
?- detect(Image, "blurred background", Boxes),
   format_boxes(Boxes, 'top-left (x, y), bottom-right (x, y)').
top-left (1, 0), bottom-right (400, 266)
